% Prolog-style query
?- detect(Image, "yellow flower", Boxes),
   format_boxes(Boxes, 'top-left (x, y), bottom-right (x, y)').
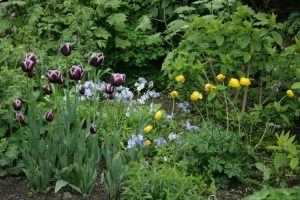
top-left (240, 77), bottom-right (251, 86)
top-left (170, 91), bottom-right (179, 99)
top-left (204, 83), bottom-right (216, 92)
top-left (175, 75), bottom-right (185, 83)
top-left (229, 78), bottom-right (240, 88)
top-left (216, 74), bottom-right (226, 82)
top-left (154, 111), bottom-right (163, 120)
top-left (145, 139), bottom-right (151, 145)
top-left (287, 90), bottom-right (294, 97)
top-left (144, 125), bottom-right (153, 134)
top-left (190, 91), bottom-right (203, 101)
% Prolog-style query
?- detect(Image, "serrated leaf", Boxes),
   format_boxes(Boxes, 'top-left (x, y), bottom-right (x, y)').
top-left (94, 27), bottom-right (111, 40)
top-left (274, 153), bottom-right (287, 171)
top-left (106, 13), bottom-right (127, 31)
top-left (114, 37), bottom-right (131, 49)
top-left (135, 15), bottom-right (152, 31)
top-left (173, 6), bottom-right (195, 14)
top-left (146, 33), bottom-right (162, 45)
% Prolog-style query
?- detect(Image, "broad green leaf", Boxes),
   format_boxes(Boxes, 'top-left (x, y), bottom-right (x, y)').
top-left (290, 158), bottom-right (299, 169)
top-left (207, 92), bottom-right (217, 101)
top-left (274, 153), bottom-right (287, 171)
top-left (291, 82), bottom-right (300, 90)
top-left (273, 101), bottom-right (281, 112)
top-left (146, 33), bottom-right (163, 45)
top-left (106, 13), bottom-right (127, 31)
top-left (271, 31), bottom-right (282, 46)
top-left (216, 35), bottom-right (224, 46)
top-left (94, 27), bottom-right (111, 40)
top-left (243, 53), bottom-right (251, 63)
top-left (55, 180), bottom-right (68, 193)
top-left (135, 15), bottom-right (152, 31)
top-left (238, 35), bottom-right (250, 49)
top-left (173, 6), bottom-right (195, 14)
top-left (280, 114), bottom-right (289, 125)
top-left (114, 37), bottom-right (131, 49)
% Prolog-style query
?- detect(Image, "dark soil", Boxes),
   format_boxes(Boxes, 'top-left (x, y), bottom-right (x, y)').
top-left (0, 174), bottom-right (108, 200)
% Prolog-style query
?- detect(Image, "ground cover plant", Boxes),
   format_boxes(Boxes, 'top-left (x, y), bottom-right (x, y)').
top-left (0, 0), bottom-right (300, 200)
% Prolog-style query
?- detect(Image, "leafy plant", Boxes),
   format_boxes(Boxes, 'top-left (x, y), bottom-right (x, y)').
top-left (244, 187), bottom-right (300, 200)
top-left (121, 162), bottom-right (206, 200)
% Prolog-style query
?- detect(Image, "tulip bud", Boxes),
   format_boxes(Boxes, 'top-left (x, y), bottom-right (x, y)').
top-left (68, 65), bottom-right (85, 80)
top-left (12, 99), bottom-right (22, 111)
top-left (25, 52), bottom-right (37, 65)
top-left (56, 73), bottom-right (64, 84)
top-left (111, 73), bottom-right (126, 87)
top-left (43, 84), bottom-right (52, 95)
top-left (90, 124), bottom-right (97, 134)
top-left (59, 43), bottom-right (72, 56)
top-left (27, 67), bottom-right (36, 78)
top-left (20, 59), bottom-right (35, 72)
top-left (79, 86), bottom-right (85, 95)
top-left (16, 112), bottom-right (25, 124)
top-left (104, 84), bottom-right (115, 95)
top-left (90, 53), bottom-right (104, 67)
top-left (45, 110), bottom-right (54, 122)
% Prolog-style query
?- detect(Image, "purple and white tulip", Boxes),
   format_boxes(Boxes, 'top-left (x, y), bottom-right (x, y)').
top-left (68, 65), bottom-right (85, 80)
top-left (90, 53), bottom-right (104, 67)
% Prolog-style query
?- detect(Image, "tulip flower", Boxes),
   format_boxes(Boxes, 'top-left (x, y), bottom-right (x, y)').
top-left (43, 84), bottom-right (52, 95)
top-left (20, 59), bottom-right (35, 72)
top-left (105, 84), bottom-right (115, 95)
top-left (59, 43), bottom-right (72, 56)
top-left (79, 86), bottom-right (85, 95)
top-left (47, 70), bottom-right (64, 84)
top-left (90, 124), bottom-right (97, 134)
top-left (12, 99), bottom-right (22, 111)
top-left (287, 90), bottom-right (294, 98)
top-left (90, 53), bottom-right (104, 67)
top-left (25, 52), bottom-right (37, 65)
top-left (46, 110), bottom-right (54, 122)
top-left (68, 65), bottom-right (85, 80)
top-left (111, 73), bottom-right (126, 87)
top-left (16, 112), bottom-right (25, 124)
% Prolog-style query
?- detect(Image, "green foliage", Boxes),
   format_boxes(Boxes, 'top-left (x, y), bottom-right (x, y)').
top-left (244, 187), bottom-right (300, 200)
top-left (180, 122), bottom-right (256, 188)
top-left (121, 162), bottom-right (206, 200)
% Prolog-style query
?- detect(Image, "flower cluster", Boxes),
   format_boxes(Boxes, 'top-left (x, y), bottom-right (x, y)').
top-left (127, 134), bottom-right (146, 148)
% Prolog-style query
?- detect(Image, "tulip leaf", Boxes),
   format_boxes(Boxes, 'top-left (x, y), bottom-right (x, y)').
top-left (55, 180), bottom-right (68, 193)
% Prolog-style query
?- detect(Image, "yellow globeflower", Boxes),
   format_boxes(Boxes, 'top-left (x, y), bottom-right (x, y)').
top-left (170, 91), bottom-right (179, 99)
top-left (175, 75), bottom-right (185, 83)
top-left (229, 78), bottom-right (240, 88)
top-left (144, 125), bottom-right (153, 134)
top-left (204, 83), bottom-right (216, 92)
top-left (190, 91), bottom-right (203, 101)
top-left (287, 90), bottom-right (294, 97)
top-left (216, 74), bottom-right (226, 82)
top-left (240, 77), bottom-right (251, 86)
top-left (154, 111), bottom-right (163, 120)
top-left (145, 139), bottom-right (151, 145)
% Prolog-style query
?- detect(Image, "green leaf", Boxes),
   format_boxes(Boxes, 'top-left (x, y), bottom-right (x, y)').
top-left (114, 37), bottom-right (131, 49)
top-left (216, 35), bottom-right (224, 46)
top-left (146, 33), bottom-right (163, 45)
top-left (290, 158), bottom-right (299, 169)
top-left (173, 6), bottom-right (195, 14)
top-left (243, 53), bottom-right (251, 63)
top-left (273, 101), bottom-right (281, 112)
top-left (106, 13), bottom-right (127, 31)
top-left (238, 35), bottom-right (250, 49)
top-left (55, 180), bottom-right (68, 193)
top-left (255, 162), bottom-right (271, 181)
top-left (274, 153), bottom-right (287, 171)
top-left (135, 15), bottom-right (152, 31)
top-left (207, 92), bottom-right (217, 101)
top-left (94, 27), bottom-right (111, 40)
top-left (291, 82), bottom-right (300, 90)
top-left (271, 31), bottom-right (282, 45)
top-left (216, 85), bottom-right (227, 90)
top-left (280, 114), bottom-right (290, 125)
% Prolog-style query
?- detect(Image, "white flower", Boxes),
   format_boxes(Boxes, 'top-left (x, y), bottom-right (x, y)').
top-left (184, 121), bottom-right (200, 131)
top-left (168, 132), bottom-right (178, 140)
